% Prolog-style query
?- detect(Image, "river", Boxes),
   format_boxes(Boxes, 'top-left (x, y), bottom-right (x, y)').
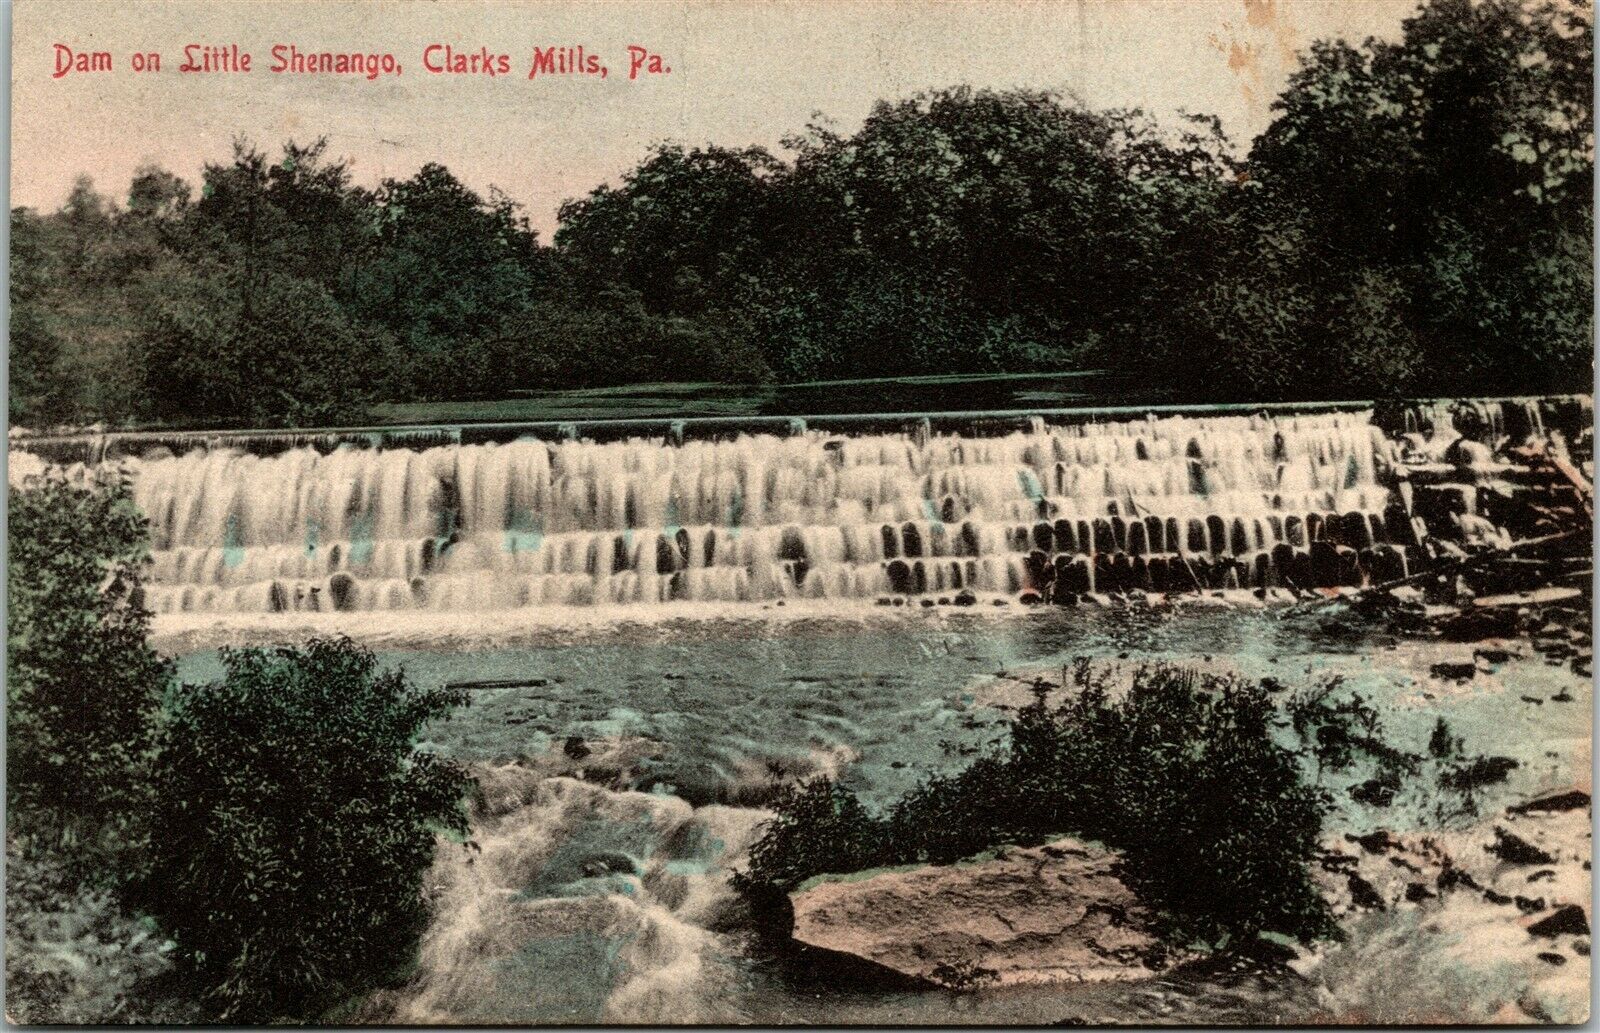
top-left (165, 603), bottom-right (1591, 1025)
top-left (20, 395), bottom-right (1590, 1023)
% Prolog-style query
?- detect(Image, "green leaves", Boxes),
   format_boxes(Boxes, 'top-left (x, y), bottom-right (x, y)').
top-left (141, 637), bottom-right (474, 1020)
top-left (7, 470), bottom-right (171, 838)
top-left (1214, 0), bottom-right (1593, 401)
top-left (17, 0), bottom-right (1591, 423)
top-left (737, 662), bottom-right (1338, 948)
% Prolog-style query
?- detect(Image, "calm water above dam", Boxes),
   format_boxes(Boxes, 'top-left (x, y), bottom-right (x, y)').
top-left (368, 370), bottom-right (1139, 425)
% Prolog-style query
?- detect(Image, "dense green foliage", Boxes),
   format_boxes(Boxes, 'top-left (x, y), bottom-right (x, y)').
top-left (4, 472), bottom-right (186, 1023)
top-left (3, 840), bottom-right (189, 1025)
top-left (5, 476), bottom-right (475, 1021)
top-left (10, 0), bottom-right (1590, 429)
top-left (1190, 0), bottom-right (1593, 397)
top-left (137, 638), bottom-right (474, 1020)
top-left (736, 663), bottom-right (1338, 948)
top-left (6, 470), bottom-right (171, 830)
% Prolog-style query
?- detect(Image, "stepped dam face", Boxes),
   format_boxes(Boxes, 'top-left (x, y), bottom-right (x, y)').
top-left (9, 399), bottom-right (1588, 617)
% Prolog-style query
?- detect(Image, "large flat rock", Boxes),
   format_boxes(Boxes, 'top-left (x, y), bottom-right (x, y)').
top-left (788, 838), bottom-right (1171, 988)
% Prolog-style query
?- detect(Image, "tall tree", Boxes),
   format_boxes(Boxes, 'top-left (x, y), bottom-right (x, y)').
top-left (345, 163), bottom-right (542, 398)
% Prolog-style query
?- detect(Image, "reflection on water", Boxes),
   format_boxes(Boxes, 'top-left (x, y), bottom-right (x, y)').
top-left (372, 370), bottom-right (1138, 426)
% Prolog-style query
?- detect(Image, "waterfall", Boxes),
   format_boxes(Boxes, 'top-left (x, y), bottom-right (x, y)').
top-left (4, 407), bottom-right (1443, 615)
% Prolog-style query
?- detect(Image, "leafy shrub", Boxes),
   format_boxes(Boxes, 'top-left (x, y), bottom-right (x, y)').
top-left (1437, 755), bottom-right (1520, 814)
top-left (734, 778), bottom-right (886, 896)
top-left (736, 663), bottom-right (1338, 948)
top-left (1286, 679), bottom-right (1420, 781)
top-left (6, 469), bottom-right (171, 838)
top-left (4, 469), bottom-right (182, 1022)
top-left (1428, 717), bottom-right (1461, 760)
top-left (138, 637), bottom-right (475, 1020)
top-left (4, 837), bottom-right (189, 1025)
top-left (1011, 665), bottom-right (1338, 947)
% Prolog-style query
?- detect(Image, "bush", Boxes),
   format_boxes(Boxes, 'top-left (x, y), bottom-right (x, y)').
top-left (134, 265), bottom-right (387, 428)
top-left (5, 470), bottom-right (181, 1022)
top-left (734, 779), bottom-right (886, 895)
top-left (6, 469), bottom-right (170, 836)
top-left (736, 663), bottom-right (1338, 948)
top-left (4, 837), bottom-right (188, 1025)
top-left (139, 637), bottom-right (475, 1019)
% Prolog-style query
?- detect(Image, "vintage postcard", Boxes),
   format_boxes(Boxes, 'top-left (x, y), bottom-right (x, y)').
top-left (5, 0), bottom-right (1593, 1025)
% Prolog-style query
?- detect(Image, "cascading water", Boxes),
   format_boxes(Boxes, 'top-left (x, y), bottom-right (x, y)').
top-left (18, 408), bottom-right (1427, 615)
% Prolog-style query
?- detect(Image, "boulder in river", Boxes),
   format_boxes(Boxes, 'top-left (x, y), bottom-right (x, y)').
top-left (787, 838), bottom-right (1176, 989)
top-left (1528, 905), bottom-right (1589, 939)
top-left (1509, 790), bottom-right (1591, 816)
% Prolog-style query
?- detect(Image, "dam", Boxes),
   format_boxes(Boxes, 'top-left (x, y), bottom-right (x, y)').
top-left (12, 394), bottom-right (1593, 1026)
top-left (10, 396), bottom-right (1587, 618)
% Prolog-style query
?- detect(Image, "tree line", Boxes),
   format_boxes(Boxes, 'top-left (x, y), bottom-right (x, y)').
top-left (10, 0), bottom-right (1591, 430)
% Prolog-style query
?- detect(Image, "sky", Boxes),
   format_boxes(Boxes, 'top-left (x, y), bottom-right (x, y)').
top-left (12, 0), bottom-right (1420, 239)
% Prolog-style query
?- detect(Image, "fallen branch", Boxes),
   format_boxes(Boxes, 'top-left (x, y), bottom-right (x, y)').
top-left (1517, 441), bottom-right (1593, 517)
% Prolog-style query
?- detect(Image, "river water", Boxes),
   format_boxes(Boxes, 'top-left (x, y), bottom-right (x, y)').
top-left (22, 396), bottom-right (1588, 1023)
top-left (166, 603), bottom-right (1591, 1026)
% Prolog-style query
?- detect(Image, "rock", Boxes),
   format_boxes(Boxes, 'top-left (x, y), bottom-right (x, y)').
top-left (580, 851), bottom-right (639, 878)
top-left (1446, 438), bottom-right (1497, 470)
top-left (1537, 951), bottom-right (1568, 966)
top-left (1431, 661), bottom-right (1477, 681)
top-left (1347, 830), bottom-right (1398, 855)
top-left (1347, 873), bottom-right (1385, 910)
top-left (1437, 607), bottom-right (1520, 642)
top-left (788, 837), bottom-right (1174, 988)
top-left (1488, 827), bottom-right (1556, 865)
top-left (1350, 778), bottom-right (1397, 807)
top-left (1515, 895), bottom-right (1548, 915)
top-left (1509, 790), bottom-right (1590, 815)
top-left (1318, 850), bottom-right (1357, 874)
top-left (1436, 864), bottom-right (1482, 893)
top-left (1528, 905), bottom-right (1589, 938)
top-left (1405, 882), bottom-right (1437, 903)
top-left (953, 589), bottom-right (978, 607)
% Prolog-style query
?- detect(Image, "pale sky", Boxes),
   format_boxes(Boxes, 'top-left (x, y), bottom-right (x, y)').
top-left (12, 0), bottom-right (1420, 239)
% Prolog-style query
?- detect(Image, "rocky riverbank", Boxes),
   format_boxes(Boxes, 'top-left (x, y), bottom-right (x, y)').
top-left (777, 788), bottom-right (1590, 1022)
top-left (1305, 790), bottom-right (1590, 1022)
top-left (789, 838), bottom-right (1179, 990)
